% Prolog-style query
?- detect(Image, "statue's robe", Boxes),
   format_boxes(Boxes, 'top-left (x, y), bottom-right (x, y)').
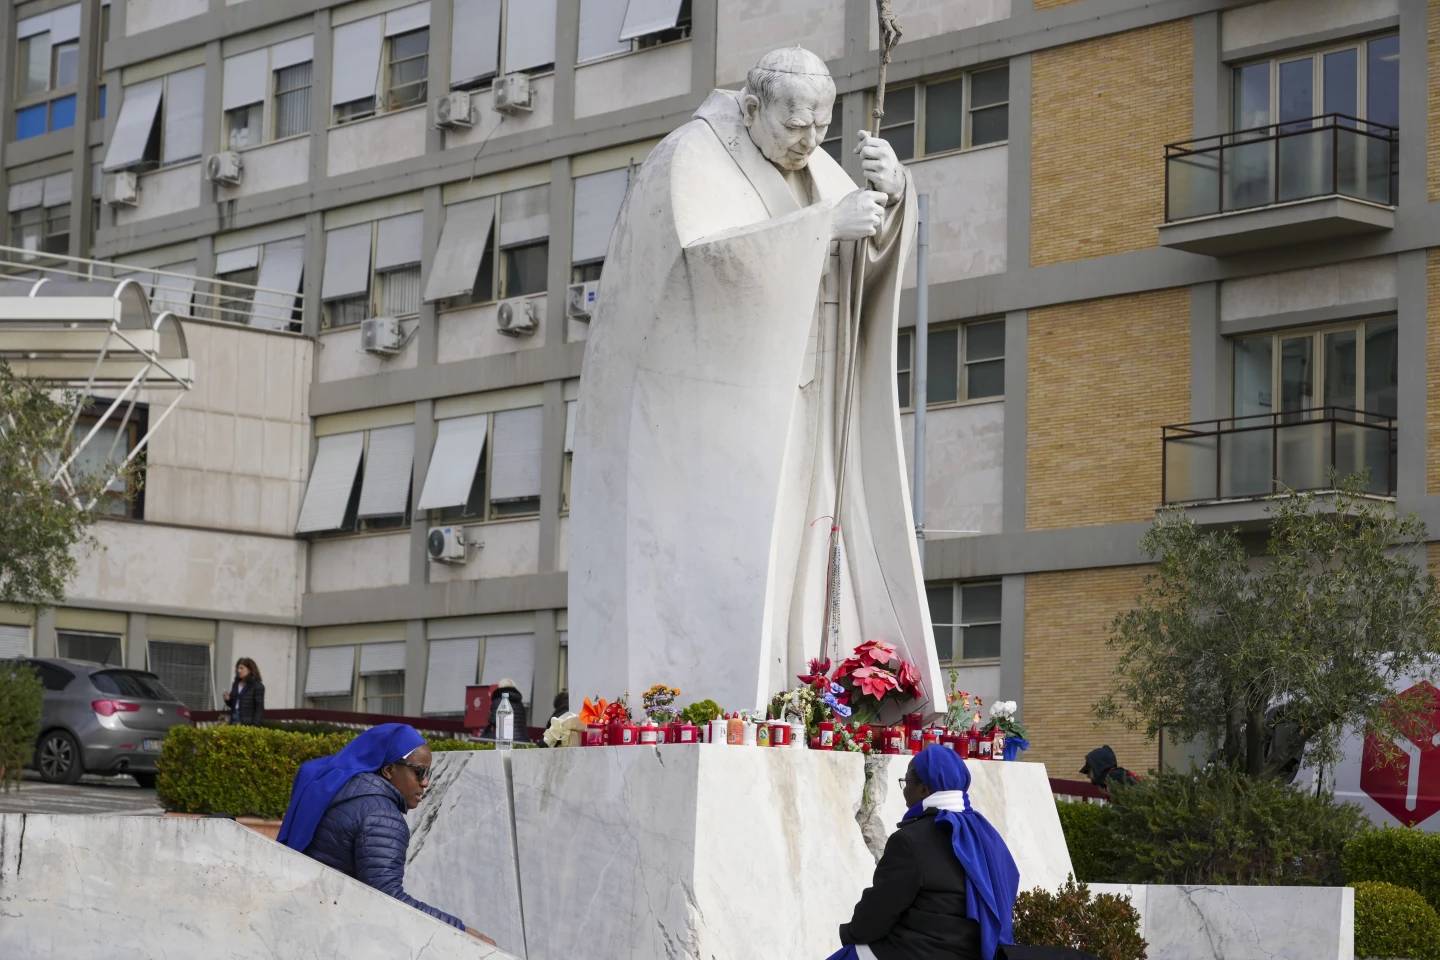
top-left (569, 89), bottom-right (943, 714)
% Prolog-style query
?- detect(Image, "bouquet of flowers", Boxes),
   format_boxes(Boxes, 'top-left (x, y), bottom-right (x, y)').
top-left (543, 711), bottom-right (586, 747)
top-left (830, 639), bottom-right (924, 726)
top-left (679, 699), bottom-right (724, 727)
top-left (984, 699), bottom-right (1028, 741)
top-left (641, 684), bottom-right (681, 724)
top-left (943, 669), bottom-right (984, 734)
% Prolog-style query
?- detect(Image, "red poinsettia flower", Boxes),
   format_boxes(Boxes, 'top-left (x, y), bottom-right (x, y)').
top-left (832, 655), bottom-right (864, 681)
top-left (797, 658), bottom-right (832, 688)
top-left (850, 665), bottom-right (900, 700)
top-left (853, 638), bottom-right (898, 667)
top-left (896, 659), bottom-right (923, 696)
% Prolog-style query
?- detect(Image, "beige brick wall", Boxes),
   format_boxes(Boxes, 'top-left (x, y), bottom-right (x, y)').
top-left (1027, 288), bottom-right (1191, 530)
top-left (1023, 566), bottom-right (1159, 776)
top-left (1430, 0), bottom-right (1439, 202)
top-left (1428, 250), bottom-right (1440, 493)
top-left (1030, 20), bottom-right (1193, 266)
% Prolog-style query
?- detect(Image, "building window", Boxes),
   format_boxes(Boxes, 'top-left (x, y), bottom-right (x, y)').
top-left (570, 261), bottom-right (602, 284)
top-left (633, 0), bottom-right (693, 50)
top-left (501, 241), bottom-right (548, 298)
top-left (102, 67), bottom-right (206, 173)
top-left (379, 265), bottom-right (422, 317)
top-left (326, 295), bottom-right (370, 328)
top-left (225, 102), bottom-right (264, 151)
top-left (57, 630), bottom-right (123, 665)
top-left (214, 266), bottom-right (258, 323)
top-left (1233, 317), bottom-right (1398, 421)
top-left (72, 402), bottom-right (147, 519)
top-left (363, 672), bottom-right (405, 715)
top-left (147, 641), bottom-right (213, 710)
top-left (273, 61), bottom-right (313, 139)
top-left (43, 203), bottom-right (69, 255)
top-left (423, 408), bottom-right (543, 524)
top-left (52, 40), bottom-right (79, 88)
top-left (927, 581), bottom-right (1002, 664)
top-left (95, 83), bottom-right (107, 120)
top-left (897, 318), bottom-right (1005, 409)
top-left (881, 65), bottom-right (1009, 163)
top-left (321, 213), bottom-right (421, 327)
top-left (18, 32), bottom-right (51, 97)
top-left (8, 208), bottom-right (44, 254)
top-left (296, 426), bottom-right (415, 537)
top-left (386, 28), bottom-right (429, 111)
top-left (12, 5), bottom-right (82, 141)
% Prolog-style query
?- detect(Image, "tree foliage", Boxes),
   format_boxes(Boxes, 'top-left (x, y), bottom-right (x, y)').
top-left (0, 361), bottom-right (114, 607)
top-left (0, 661), bottom-right (43, 791)
top-left (1097, 480), bottom-right (1440, 778)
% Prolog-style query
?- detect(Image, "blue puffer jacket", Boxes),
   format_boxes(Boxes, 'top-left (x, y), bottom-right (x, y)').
top-left (303, 771), bottom-right (466, 930)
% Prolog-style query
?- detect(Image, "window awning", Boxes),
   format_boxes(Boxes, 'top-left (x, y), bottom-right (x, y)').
top-left (357, 424), bottom-right (414, 519)
top-left (499, 185), bottom-right (549, 248)
top-left (102, 79), bottom-right (163, 171)
top-left (423, 637), bottom-right (478, 714)
top-left (162, 67), bottom-right (206, 165)
top-left (451, 0), bottom-right (500, 86)
top-left (49, 3), bottom-right (81, 43)
top-left (321, 223), bottom-right (372, 300)
top-left (489, 406), bottom-right (543, 502)
top-left (359, 641), bottom-right (407, 675)
top-left (251, 237), bottom-right (305, 329)
top-left (272, 35), bottom-right (314, 71)
top-left (564, 399), bottom-right (577, 453)
top-left (417, 414), bottom-right (487, 510)
top-left (619, 0), bottom-right (685, 40)
top-left (296, 432), bottom-right (364, 533)
top-left (331, 16), bottom-right (384, 106)
top-left (504, 0), bottom-right (556, 73)
top-left (223, 48), bottom-right (269, 112)
top-left (384, 1), bottom-right (429, 37)
top-left (578, 0), bottom-right (630, 62)
top-left (214, 245), bottom-right (260, 275)
top-left (480, 634), bottom-right (535, 705)
top-left (42, 173), bottom-right (72, 208)
top-left (375, 211), bottom-right (423, 271)
top-left (571, 168), bottom-right (628, 263)
top-left (423, 197), bottom-right (495, 302)
top-left (305, 645), bottom-right (355, 697)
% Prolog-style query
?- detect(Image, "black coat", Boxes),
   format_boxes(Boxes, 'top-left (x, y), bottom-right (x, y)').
top-left (226, 679), bottom-right (265, 725)
top-left (840, 809), bottom-right (982, 960)
top-left (303, 771), bottom-right (465, 930)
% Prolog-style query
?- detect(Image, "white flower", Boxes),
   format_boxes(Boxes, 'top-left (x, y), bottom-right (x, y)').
top-left (543, 711), bottom-right (582, 747)
top-left (989, 700), bottom-right (1018, 720)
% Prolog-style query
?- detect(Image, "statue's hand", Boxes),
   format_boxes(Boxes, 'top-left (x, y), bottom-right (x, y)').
top-left (855, 131), bottom-right (905, 204)
top-left (832, 189), bottom-right (888, 240)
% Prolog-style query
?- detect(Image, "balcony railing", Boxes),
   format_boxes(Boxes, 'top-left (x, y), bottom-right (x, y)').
top-left (1162, 406), bottom-right (1396, 505)
top-left (1165, 114), bottom-right (1398, 222)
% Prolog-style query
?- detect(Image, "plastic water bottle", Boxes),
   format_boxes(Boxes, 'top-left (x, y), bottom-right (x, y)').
top-left (495, 692), bottom-right (514, 751)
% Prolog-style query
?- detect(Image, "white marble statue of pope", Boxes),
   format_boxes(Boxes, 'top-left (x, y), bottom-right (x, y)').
top-left (569, 46), bottom-right (943, 716)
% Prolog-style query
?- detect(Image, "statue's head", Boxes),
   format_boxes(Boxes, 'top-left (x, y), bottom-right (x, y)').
top-left (741, 47), bottom-right (836, 172)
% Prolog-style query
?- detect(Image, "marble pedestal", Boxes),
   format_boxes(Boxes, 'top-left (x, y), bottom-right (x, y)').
top-left (406, 749), bottom-right (527, 957)
top-left (862, 754), bottom-right (1075, 893)
top-left (510, 745), bottom-right (877, 960)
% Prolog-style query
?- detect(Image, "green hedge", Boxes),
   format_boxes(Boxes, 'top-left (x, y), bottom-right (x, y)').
top-left (0, 662), bottom-right (43, 793)
top-left (1012, 877), bottom-right (1147, 960)
top-left (1056, 801), bottom-right (1111, 883)
top-left (1345, 828), bottom-right (1440, 914)
top-left (1351, 881), bottom-right (1440, 960)
top-left (157, 725), bottom-right (494, 818)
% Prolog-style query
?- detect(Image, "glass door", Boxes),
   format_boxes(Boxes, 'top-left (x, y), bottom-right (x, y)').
top-left (1227, 62), bottom-right (1272, 209)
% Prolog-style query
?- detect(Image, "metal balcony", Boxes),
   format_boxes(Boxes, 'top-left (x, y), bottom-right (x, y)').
top-left (1159, 114), bottom-right (1397, 256)
top-left (1162, 406), bottom-right (1396, 506)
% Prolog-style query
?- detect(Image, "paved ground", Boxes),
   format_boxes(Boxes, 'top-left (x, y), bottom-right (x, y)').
top-left (0, 771), bottom-right (163, 816)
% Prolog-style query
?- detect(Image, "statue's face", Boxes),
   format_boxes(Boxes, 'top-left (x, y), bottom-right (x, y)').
top-left (743, 78), bottom-right (836, 172)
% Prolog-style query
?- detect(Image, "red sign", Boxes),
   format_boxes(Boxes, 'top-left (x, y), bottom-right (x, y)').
top-left (464, 684), bottom-right (495, 732)
top-left (1360, 682), bottom-right (1440, 827)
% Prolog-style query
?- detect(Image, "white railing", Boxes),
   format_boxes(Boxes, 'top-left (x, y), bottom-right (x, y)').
top-left (0, 245), bottom-right (304, 333)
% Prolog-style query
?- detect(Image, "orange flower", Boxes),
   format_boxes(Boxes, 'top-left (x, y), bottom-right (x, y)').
top-left (579, 696), bottom-right (608, 726)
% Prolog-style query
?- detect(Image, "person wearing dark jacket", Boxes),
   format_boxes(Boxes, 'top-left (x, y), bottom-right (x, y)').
top-left (277, 723), bottom-right (492, 943)
top-left (222, 657), bottom-right (265, 725)
top-left (828, 746), bottom-right (1021, 960)
top-left (1079, 745), bottom-right (1138, 790)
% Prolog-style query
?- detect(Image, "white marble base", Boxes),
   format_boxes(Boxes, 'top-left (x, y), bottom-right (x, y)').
top-left (862, 755), bottom-right (1075, 893)
top-left (0, 813), bottom-right (512, 960)
top-left (1091, 883), bottom-right (1355, 960)
top-left (509, 745), bottom-right (878, 960)
top-left (407, 749), bottom-right (526, 957)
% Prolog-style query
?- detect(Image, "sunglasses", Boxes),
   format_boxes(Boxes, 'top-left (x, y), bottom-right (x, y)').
top-left (396, 761), bottom-right (431, 782)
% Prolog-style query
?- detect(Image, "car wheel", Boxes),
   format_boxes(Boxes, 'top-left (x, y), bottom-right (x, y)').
top-left (131, 772), bottom-right (157, 790)
top-left (36, 730), bottom-right (84, 784)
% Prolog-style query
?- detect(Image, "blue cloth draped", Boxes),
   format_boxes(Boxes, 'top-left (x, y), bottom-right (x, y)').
top-left (277, 723), bottom-right (427, 853)
top-left (823, 947), bottom-right (861, 960)
top-left (905, 745), bottom-right (1021, 960)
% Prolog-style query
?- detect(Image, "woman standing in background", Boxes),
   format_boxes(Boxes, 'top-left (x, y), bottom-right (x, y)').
top-left (223, 657), bottom-right (265, 725)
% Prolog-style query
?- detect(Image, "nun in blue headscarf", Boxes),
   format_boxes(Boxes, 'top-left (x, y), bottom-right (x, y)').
top-left (826, 745), bottom-right (1021, 960)
top-left (277, 723), bottom-right (489, 942)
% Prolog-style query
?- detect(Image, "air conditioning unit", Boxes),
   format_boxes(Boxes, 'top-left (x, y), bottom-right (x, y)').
top-left (434, 90), bottom-right (474, 129)
top-left (205, 150), bottom-right (243, 185)
top-left (566, 281), bottom-right (599, 321)
top-left (104, 171), bottom-right (139, 207)
top-left (427, 526), bottom-right (467, 564)
top-left (492, 73), bottom-right (533, 115)
top-left (496, 297), bottom-right (540, 337)
top-left (361, 316), bottom-right (404, 355)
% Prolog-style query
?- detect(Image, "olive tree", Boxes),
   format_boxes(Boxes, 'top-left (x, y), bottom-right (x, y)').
top-left (1097, 479), bottom-right (1440, 779)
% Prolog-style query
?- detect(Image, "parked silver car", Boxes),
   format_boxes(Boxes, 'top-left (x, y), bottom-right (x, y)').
top-left (14, 657), bottom-right (192, 788)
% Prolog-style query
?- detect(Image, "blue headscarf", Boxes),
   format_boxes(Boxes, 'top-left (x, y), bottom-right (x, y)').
top-left (277, 723), bottom-right (427, 852)
top-left (904, 746), bottom-right (1021, 960)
